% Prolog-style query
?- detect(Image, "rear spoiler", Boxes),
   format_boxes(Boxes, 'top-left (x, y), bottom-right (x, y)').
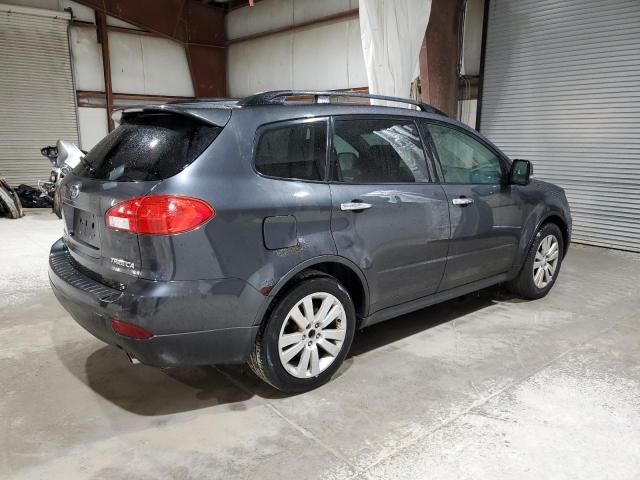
top-left (112, 104), bottom-right (232, 128)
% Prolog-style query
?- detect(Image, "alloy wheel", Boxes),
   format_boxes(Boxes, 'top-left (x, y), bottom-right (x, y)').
top-left (278, 292), bottom-right (347, 379)
top-left (533, 234), bottom-right (559, 289)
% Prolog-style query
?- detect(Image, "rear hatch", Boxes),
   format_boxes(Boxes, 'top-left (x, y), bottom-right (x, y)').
top-left (61, 106), bottom-right (229, 287)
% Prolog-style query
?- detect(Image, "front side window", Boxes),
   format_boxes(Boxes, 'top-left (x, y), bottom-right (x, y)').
top-left (255, 120), bottom-right (327, 181)
top-left (427, 123), bottom-right (504, 184)
top-left (331, 119), bottom-right (430, 183)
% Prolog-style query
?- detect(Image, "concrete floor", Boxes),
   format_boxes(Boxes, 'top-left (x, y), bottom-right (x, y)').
top-left (1, 209), bottom-right (639, 480)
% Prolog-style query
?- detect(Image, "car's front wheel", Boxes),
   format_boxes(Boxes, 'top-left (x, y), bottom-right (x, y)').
top-left (509, 222), bottom-right (564, 299)
top-left (249, 275), bottom-right (355, 393)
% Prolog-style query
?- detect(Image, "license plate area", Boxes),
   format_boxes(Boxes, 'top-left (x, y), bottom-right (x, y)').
top-left (72, 209), bottom-right (100, 248)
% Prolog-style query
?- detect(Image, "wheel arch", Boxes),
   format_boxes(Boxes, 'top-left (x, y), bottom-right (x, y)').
top-left (512, 210), bottom-right (570, 278)
top-left (540, 214), bottom-right (570, 257)
top-left (253, 255), bottom-right (370, 326)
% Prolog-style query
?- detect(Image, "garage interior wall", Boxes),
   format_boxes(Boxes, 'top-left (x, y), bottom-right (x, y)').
top-left (226, 0), bottom-right (366, 97)
top-left (69, 5), bottom-right (194, 150)
top-left (1, 0), bottom-right (195, 157)
top-left (0, 4), bottom-right (79, 186)
top-left (480, 0), bottom-right (640, 252)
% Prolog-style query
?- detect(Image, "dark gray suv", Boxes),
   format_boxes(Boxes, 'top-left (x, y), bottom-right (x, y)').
top-left (49, 91), bottom-right (572, 393)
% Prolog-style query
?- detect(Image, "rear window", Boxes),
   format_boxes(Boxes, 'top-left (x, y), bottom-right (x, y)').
top-left (74, 113), bottom-right (221, 181)
top-left (255, 120), bottom-right (327, 181)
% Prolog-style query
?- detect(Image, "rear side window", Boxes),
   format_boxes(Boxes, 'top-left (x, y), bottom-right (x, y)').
top-left (255, 120), bottom-right (327, 181)
top-left (331, 119), bottom-right (430, 183)
top-left (74, 113), bottom-right (221, 182)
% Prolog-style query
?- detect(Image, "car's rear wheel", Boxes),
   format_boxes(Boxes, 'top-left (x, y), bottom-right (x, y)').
top-left (509, 222), bottom-right (564, 299)
top-left (249, 276), bottom-right (355, 393)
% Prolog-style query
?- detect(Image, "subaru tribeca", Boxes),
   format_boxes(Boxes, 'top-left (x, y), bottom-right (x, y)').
top-left (49, 91), bottom-right (571, 393)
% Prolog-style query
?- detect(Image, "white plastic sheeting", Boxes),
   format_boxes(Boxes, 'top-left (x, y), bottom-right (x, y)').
top-left (359, 0), bottom-right (431, 100)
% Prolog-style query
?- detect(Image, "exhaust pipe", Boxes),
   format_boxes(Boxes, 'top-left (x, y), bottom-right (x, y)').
top-left (126, 352), bottom-right (140, 365)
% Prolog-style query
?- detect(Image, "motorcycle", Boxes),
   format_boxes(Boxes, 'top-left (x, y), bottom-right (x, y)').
top-left (39, 140), bottom-right (84, 218)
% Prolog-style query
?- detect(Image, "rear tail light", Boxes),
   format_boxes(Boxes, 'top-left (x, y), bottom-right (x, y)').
top-left (105, 195), bottom-right (214, 235)
top-left (111, 319), bottom-right (153, 339)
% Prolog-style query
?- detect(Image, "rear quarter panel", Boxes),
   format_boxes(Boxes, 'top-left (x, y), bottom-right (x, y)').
top-left (140, 108), bottom-right (337, 294)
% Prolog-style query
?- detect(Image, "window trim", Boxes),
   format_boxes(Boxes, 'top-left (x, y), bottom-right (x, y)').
top-left (419, 119), bottom-right (511, 186)
top-left (327, 114), bottom-right (434, 186)
top-left (252, 116), bottom-right (331, 184)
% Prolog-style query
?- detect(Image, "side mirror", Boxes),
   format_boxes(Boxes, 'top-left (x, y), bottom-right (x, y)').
top-left (510, 159), bottom-right (532, 185)
top-left (56, 140), bottom-right (84, 169)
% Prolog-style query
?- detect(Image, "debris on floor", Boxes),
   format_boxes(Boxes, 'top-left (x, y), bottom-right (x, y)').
top-left (15, 183), bottom-right (53, 209)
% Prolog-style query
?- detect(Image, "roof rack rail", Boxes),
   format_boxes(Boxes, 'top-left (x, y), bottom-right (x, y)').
top-left (165, 98), bottom-right (239, 105)
top-left (238, 90), bottom-right (446, 116)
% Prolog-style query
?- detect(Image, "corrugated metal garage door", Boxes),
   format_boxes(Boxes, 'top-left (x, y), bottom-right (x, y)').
top-left (0, 5), bottom-right (79, 186)
top-left (480, 0), bottom-right (640, 252)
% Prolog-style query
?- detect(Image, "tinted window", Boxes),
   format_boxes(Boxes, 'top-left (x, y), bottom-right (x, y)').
top-left (255, 121), bottom-right (327, 181)
top-left (74, 113), bottom-right (221, 182)
top-left (427, 124), bottom-right (503, 184)
top-left (331, 119), bottom-right (429, 183)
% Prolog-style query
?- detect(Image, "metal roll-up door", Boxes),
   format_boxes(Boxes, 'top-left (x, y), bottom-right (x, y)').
top-left (479, 0), bottom-right (640, 252)
top-left (0, 5), bottom-right (79, 186)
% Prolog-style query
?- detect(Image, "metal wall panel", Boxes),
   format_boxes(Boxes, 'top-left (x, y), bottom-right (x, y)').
top-left (480, 0), bottom-right (640, 252)
top-left (227, 17), bottom-right (365, 97)
top-left (77, 106), bottom-right (107, 150)
top-left (108, 31), bottom-right (194, 97)
top-left (69, 25), bottom-right (104, 92)
top-left (0, 6), bottom-right (79, 186)
top-left (225, 0), bottom-right (356, 40)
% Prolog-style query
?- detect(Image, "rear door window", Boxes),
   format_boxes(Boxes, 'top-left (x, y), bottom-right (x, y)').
top-left (331, 118), bottom-right (430, 183)
top-left (74, 113), bottom-right (221, 182)
top-left (255, 120), bottom-right (328, 181)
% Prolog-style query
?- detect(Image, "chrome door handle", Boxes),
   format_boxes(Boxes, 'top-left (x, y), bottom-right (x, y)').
top-left (452, 197), bottom-right (474, 206)
top-left (341, 202), bottom-right (372, 211)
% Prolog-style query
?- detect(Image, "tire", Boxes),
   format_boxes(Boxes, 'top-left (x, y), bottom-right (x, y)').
top-left (249, 276), bottom-right (356, 393)
top-left (0, 182), bottom-right (24, 219)
top-left (509, 222), bottom-right (564, 299)
top-left (53, 187), bottom-right (63, 219)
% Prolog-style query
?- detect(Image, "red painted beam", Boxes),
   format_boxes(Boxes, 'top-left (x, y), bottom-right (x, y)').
top-left (186, 45), bottom-right (226, 98)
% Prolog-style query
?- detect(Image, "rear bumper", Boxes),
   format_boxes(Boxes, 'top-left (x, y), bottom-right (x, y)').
top-left (48, 239), bottom-right (263, 367)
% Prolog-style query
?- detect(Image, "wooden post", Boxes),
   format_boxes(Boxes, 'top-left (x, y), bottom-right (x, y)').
top-left (95, 11), bottom-right (114, 131)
